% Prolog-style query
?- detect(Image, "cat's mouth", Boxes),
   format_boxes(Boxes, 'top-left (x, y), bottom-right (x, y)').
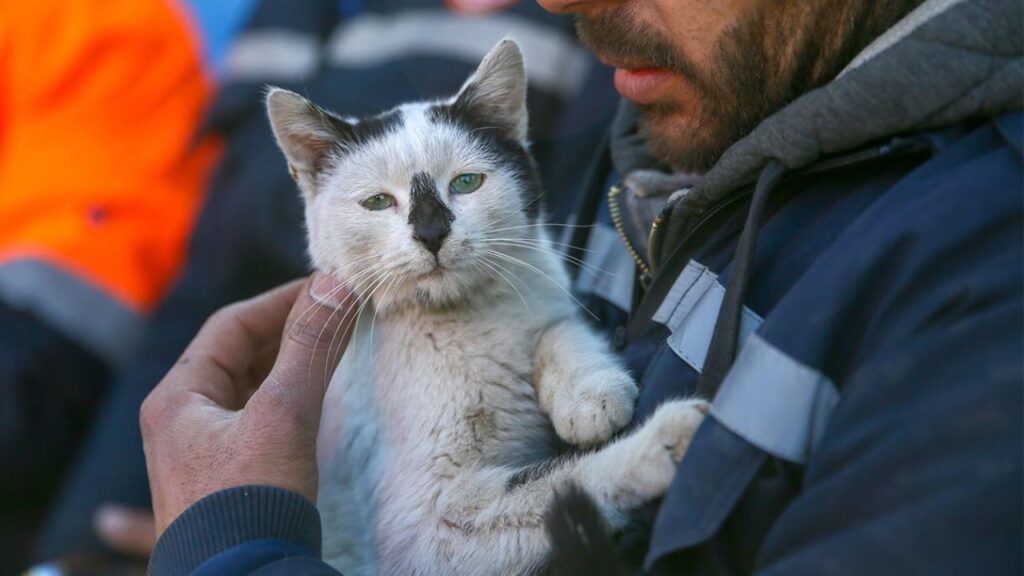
top-left (419, 263), bottom-right (447, 279)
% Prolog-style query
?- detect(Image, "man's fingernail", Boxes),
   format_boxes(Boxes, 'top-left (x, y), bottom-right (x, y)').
top-left (309, 272), bottom-right (352, 307)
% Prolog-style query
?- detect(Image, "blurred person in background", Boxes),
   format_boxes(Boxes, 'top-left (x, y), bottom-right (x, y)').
top-left (0, 1), bottom-right (222, 572)
top-left (25, 0), bottom-right (617, 573)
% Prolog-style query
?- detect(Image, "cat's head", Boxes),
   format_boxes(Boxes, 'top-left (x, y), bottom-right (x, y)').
top-left (266, 39), bottom-right (543, 311)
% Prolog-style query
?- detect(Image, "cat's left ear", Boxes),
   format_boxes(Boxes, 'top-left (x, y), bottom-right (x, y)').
top-left (451, 38), bottom-right (528, 144)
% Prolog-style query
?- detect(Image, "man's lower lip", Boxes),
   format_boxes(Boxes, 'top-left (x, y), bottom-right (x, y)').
top-left (613, 68), bottom-right (673, 104)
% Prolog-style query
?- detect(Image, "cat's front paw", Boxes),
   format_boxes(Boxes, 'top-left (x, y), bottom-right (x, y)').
top-left (622, 399), bottom-right (708, 502)
top-left (551, 368), bottom-right (638, 448)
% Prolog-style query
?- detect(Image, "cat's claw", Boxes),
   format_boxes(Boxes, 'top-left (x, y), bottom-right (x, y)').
top-left (552, 369), bottom-right (638, 448)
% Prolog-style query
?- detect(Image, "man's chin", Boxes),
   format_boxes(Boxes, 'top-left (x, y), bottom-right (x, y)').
top-left (638, 108), bottom-right (722, 174)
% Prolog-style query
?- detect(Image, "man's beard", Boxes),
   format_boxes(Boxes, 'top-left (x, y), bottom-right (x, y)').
top-left (576, 1), bottom-right (926, 172)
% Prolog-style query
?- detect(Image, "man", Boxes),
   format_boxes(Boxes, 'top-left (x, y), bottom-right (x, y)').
top-left (140, 0), bottom-right (1023, 574)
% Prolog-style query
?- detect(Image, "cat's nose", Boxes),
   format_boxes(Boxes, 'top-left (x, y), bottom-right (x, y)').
top-left (408, 172), bottom-right (454, 257)
top-left (413, 225), bottom-right (449, 256)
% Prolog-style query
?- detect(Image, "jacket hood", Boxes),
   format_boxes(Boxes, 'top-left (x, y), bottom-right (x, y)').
top-left (611, 0), bottom-right (1023, 208)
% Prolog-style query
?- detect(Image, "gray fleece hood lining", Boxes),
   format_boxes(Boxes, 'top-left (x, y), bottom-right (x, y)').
top-left (840, 0), bottom-right (967, 76)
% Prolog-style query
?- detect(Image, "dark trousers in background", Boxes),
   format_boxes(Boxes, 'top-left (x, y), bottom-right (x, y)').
top-left (0, 302), bottom-right (109, 574)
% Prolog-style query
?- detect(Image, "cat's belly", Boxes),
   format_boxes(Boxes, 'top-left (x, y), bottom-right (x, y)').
top-left (316, 310), bottom-right (559, 575)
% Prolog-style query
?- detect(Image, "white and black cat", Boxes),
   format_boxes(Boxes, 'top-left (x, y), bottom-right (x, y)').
top-left (266, 39), bottom-right (706, 576)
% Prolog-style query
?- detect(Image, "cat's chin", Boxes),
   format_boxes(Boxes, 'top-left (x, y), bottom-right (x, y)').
top-left (373, 269), bottom-right (493, 314)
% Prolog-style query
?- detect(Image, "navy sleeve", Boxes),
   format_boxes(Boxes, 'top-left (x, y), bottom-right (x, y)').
top-left (753, 300), bottom-right (1022, 574)
top-left (148, 485), bottom-right (342, 576)
top-left (748, 140), bottom-right (1024, 575)
top-left (194, 540), bottom-right (341, 576)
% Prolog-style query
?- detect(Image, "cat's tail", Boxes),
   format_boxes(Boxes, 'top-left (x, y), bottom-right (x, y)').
top-left (544, 484), bottom-right (625, 576)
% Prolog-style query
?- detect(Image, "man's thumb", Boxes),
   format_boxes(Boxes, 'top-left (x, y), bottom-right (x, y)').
top-left (265, 273), bottom-right (358, 405)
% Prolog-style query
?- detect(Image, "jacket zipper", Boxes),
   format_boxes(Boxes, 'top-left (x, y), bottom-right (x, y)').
top-left (608, 184), bottom-right (653, 286)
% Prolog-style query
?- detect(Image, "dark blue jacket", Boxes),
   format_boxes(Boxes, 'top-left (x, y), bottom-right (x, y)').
top-left (148, 0), bottom-right (1023, 574)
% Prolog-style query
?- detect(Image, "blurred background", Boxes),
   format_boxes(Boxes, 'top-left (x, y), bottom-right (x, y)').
top-left (0, 0), bottom-right (617, 573)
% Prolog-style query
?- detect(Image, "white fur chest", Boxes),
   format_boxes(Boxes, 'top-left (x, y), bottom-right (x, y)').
top-left (317, 296), bottom-right (566, 574)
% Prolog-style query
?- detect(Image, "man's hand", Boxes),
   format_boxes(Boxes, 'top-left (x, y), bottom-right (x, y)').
top-left (140, 274), bottom-right (357, 537)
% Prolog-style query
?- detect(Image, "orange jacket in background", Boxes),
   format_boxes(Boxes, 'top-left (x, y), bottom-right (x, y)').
top-left (0, 0), bottom-right (221, 363)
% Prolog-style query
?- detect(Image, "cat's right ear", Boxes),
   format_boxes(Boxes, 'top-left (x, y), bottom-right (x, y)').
top-left (265, 87), bottom-right (350, 198)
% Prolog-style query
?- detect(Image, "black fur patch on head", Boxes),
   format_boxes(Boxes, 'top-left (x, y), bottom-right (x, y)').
top-left (330, 108), bottom-right (404, 157)
top-left (429, 102), bottom-right (544, 221)
top-left (408, 172), bottom-right (454, 255)
top-left (438, 85), bottom-right (489, 132)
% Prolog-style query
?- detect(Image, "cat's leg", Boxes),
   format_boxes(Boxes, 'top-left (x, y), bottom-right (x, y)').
top-left (534, 318), bottom-right (638, 447)
top-left (389, 399), bottom-right (706, 576)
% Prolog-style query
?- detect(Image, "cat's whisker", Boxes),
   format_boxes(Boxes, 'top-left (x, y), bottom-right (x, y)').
top-left (368, 271), bottom-right (402, 356)
top-left (488, 247), bottom-right (615, 282)
top-left (326, 284), bottom-right (377, 375)
top-left (354, 269), bottom-right (404, 368)
top-left (293, 277), bottom-right (353, 335)
top-left (313, 266), bottom-right (392, 383)
top-left (478, 211), bottom-right (533, 233)
top-left (344, 251), bottom-right (393, 267)
top-left (482, 249), bottom-right (599, 321)
top-left (480, 236), bottom-right (602, 255)
top-left (292, 259), bottom-right (388, 336)
top-left (324, 268), bottom-right (394, 379)
top-left (294, 263), bottom-right (387, 347)
top-left (479, 199), bottom-right (537, 232)
top-left (475, 255), bottom-right (532, 315)
top-left (311, 264), bottom-right (391, 379)
top-left (467, 124), bottom-right (506, 136)
top-left (485, 193), bottom-right (546, 230)
top-left (323, 266), bottom-right (395, 379)
top-left (480, 240), bottom-right (621, 281)
top-left (482, 222), bottom-right (597, 235)
top-left (478, 203), bottom-right (547, 232)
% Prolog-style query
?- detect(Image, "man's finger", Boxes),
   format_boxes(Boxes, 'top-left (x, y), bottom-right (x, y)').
top-left (188, 279), bottom-right (305, 368)
top-left (94, 505), bottom-right (157, 558)
top-left (168, 280), bottom-right (306, 406)
top-left (257, 272), bottom-right (358, 416)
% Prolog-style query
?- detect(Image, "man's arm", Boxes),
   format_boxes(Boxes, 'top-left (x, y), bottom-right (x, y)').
top-left (149, 486), bottom-right (339, 576)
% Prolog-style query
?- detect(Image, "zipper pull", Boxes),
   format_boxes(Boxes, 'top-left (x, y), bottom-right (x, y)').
top-left (639, 271), bottom-right (653, 290)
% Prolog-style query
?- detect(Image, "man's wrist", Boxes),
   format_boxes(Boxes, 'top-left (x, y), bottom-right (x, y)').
top-left (148, 485), bottom-right (322, 576)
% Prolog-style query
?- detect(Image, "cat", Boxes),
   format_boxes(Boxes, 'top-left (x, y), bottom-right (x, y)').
top-left (266, 39), bottom-right (707, 576)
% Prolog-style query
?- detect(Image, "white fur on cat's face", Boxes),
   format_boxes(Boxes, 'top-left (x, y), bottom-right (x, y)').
top-left (267, 40), bottom-right (537, 310)
top-left (307, 103), bottom-right (531, 309)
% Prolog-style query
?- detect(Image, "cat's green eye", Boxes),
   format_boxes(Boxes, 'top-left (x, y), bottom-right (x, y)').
top-left (449, 173), bottom-right (485, 195)
top-left (361, 193), bottom-right (396, 211)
